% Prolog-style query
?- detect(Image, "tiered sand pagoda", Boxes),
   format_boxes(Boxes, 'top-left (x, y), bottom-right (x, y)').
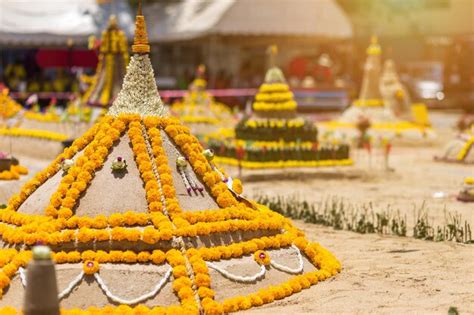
top-left (0, 7), bottom-right (340, 314)
top-left (206, 46), bottom-right (351, 169)
top-left (81, 15), bottom-right (129, 108)
top-left (319, 37), bottom-right (434, 140)
top-left (170, 65), bottom-right (234, 139)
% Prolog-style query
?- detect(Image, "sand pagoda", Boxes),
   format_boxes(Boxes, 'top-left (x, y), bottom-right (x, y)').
top-left (436, 129), bottom-right (474, 164)
top-left (0, 6), bottom-right (340, 314)
top-left (320, 37), bottom-right (434, 140)
top-left (170, 65), bottom-right (234, 139)
top-left (81, 15), bottom-right (129, 108)
top-left (206, 46), bottom-right (351, 169)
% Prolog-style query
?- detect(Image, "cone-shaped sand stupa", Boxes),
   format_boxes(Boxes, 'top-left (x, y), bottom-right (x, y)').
top-left (206, 46), bottom-right (351, 169)
top-left (170, 65), bottom-right (234, 139)
top-left (0, 5), bottom-right (340, 314)
top-left (82, 15), bottom-right (129, 108)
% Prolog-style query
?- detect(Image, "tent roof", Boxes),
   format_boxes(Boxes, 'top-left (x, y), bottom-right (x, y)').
top-left (0, 0), bottom-right (133, 46)
top-left (146, 0), bottom-right (353, 42)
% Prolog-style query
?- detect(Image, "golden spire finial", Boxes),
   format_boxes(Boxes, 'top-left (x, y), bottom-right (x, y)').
top-left (108, 15), bottom-right (118, 30)
top-left (132, 0), bottom-right (150, 54)
top-left (267, 45), bottom-right (278, 67)
top-left (367, 35), bottom-right (381, 56)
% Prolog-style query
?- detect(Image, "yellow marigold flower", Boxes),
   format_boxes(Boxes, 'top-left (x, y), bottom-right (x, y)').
top-left (137, 251), bottom-right (151, 263)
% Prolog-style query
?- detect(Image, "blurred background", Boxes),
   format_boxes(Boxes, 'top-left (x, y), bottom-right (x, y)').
top-left (0, 0), bottom-right (473, 111)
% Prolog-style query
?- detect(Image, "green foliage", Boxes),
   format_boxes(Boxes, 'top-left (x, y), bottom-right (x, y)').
top-left (448, 306), bottom-right (459, 315)
top-left (255, 194), bottom-right (472, 244)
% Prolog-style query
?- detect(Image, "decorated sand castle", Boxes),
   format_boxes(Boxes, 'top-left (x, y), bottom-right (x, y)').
top-left (206, 46), bottom-right (351, 169)
top-left (170, 65), bottom-right (234, 138)
top-left (319, 37), bottom-right (434, 140)
top-left (0, 6), bottom-right (340, 314)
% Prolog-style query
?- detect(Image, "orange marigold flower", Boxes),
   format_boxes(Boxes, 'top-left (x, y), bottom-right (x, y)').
top-left (83, 260), bottom-right (99, 275)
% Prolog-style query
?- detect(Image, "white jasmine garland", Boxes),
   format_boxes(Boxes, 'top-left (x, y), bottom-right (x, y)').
top-left (108, 54), bottom-right (166, 117)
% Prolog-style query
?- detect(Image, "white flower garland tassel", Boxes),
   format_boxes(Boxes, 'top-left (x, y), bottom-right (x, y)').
top-left (94, 267), bottom-right (172, 305)
top-left (206, 262), bottom-right (266, 283)
top-left (269, 245), bottom-right (304, 274)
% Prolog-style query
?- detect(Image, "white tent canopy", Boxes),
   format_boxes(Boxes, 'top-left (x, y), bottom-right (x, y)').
top-left (146, 0), bottom-right (353, 42)
top-left (0, 0), bottom-right (133, 46)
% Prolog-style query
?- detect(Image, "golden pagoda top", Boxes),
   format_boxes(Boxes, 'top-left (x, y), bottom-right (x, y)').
top-left (107, 0), bottom-right (164, 117)
top-left (367, 35), bottom-right (382, 56)
top-left (131, 0), bottom-right (150, 54)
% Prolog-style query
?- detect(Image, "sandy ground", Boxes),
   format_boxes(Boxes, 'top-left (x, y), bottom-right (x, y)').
top-left (243, 223), bottom-right (474, 315)
top-left (0, 111), bottom-right (472, 313)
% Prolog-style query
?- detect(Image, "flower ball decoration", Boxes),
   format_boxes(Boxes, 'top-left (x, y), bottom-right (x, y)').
top-left (0, 6), bottom-right (341, 314)
top-left (111, 156), bottom-right (127, 171)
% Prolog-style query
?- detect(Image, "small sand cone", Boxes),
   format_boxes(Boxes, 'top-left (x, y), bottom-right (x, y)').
top-left (23, 245), bottom-right (60, 315)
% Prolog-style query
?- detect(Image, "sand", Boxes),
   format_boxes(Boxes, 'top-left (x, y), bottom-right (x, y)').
top-left (243, 223), bottom-right (474, 315)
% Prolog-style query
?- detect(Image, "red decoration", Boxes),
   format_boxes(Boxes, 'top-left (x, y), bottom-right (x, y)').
top-left (36, 49), bottom-right (98, 68)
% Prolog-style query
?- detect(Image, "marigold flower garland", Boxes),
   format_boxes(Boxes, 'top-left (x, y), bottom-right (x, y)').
top-left (456, 136), bottom-right (473, 161)
top-left (0, 128), bottom-right (68, 142)
top-left (0, 165), bottom-right (28, 181)
top-left (0, 115), bottom-right (343, 314)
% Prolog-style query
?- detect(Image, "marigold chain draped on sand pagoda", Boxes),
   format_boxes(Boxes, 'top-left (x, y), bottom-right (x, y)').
top-left (0, 4), bottom-right (341, 314)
